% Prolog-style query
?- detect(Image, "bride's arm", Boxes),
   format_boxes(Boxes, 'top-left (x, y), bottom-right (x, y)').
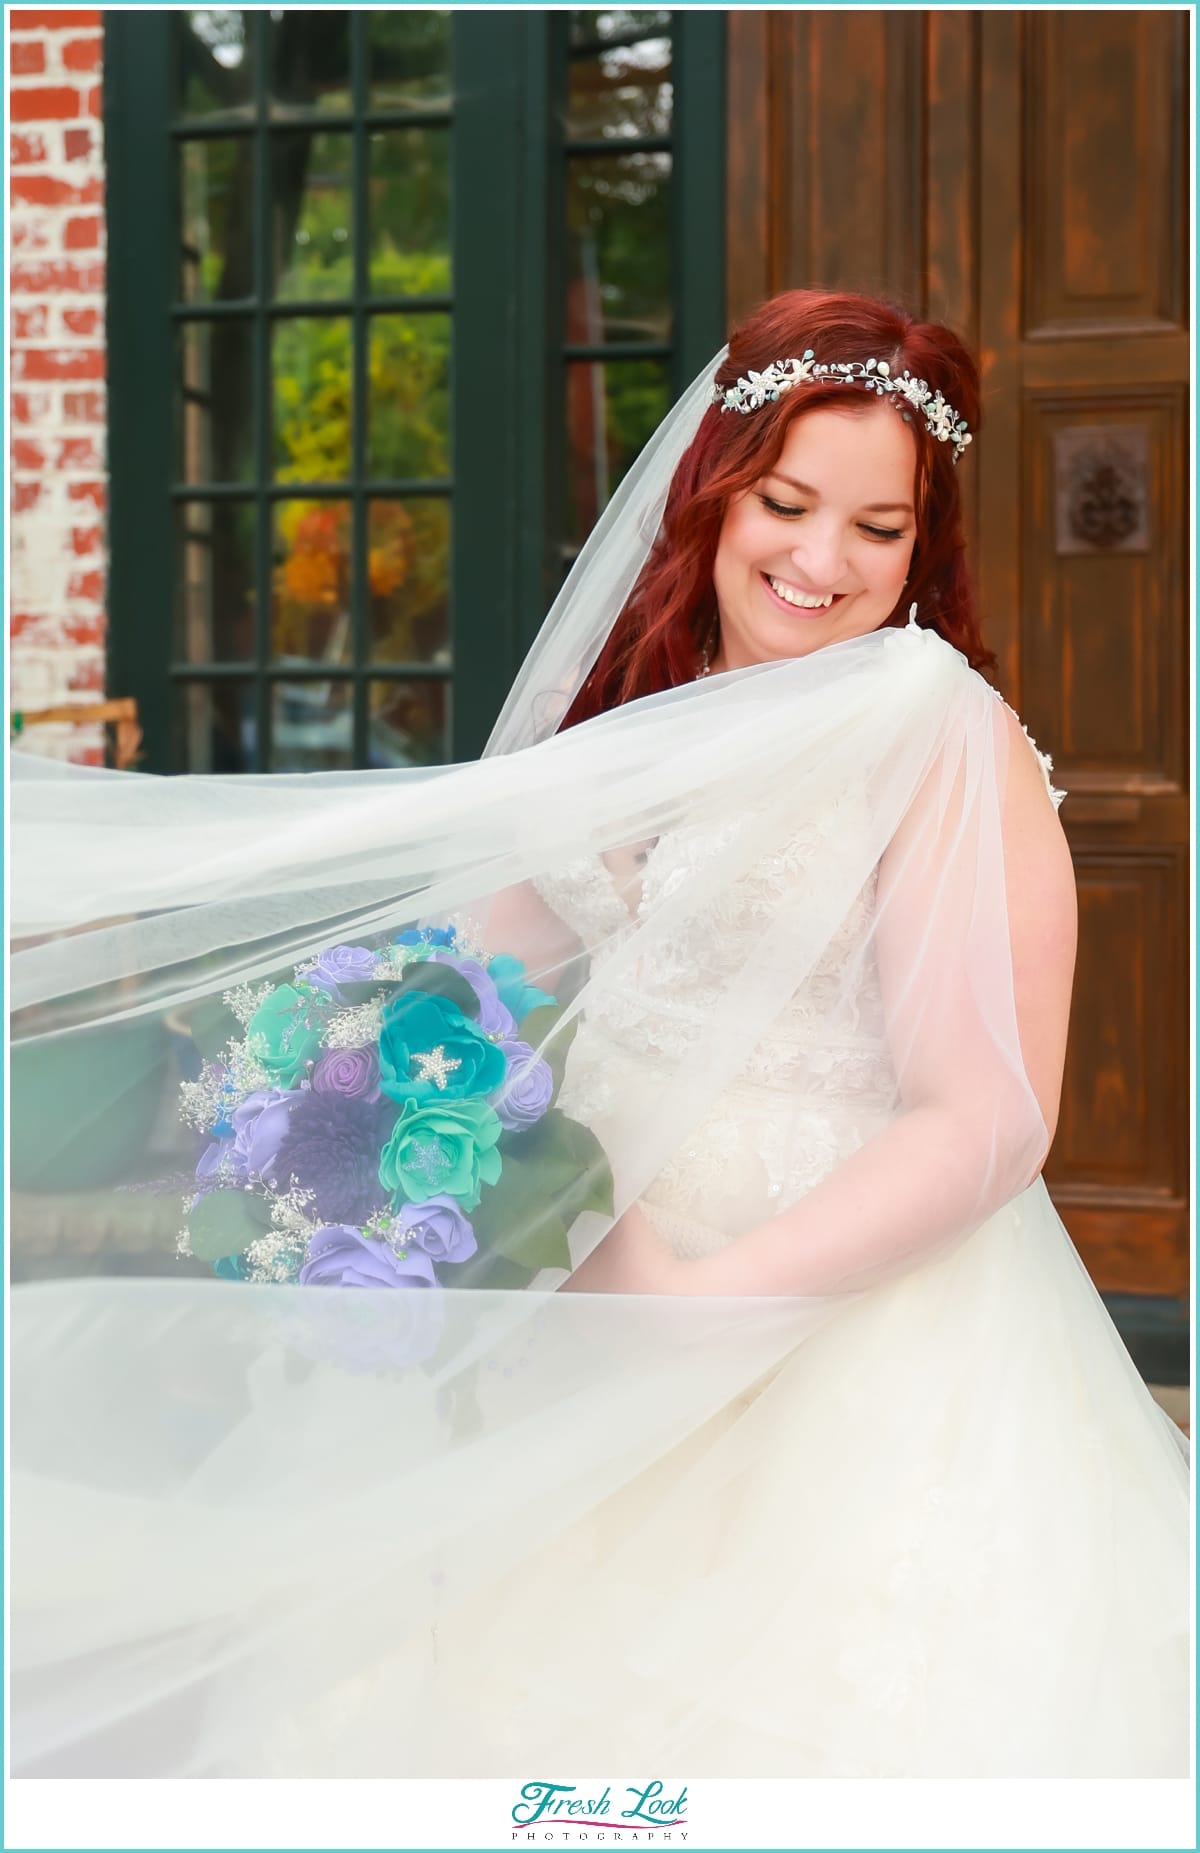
top-left (566, 703), bottom-right (1077, 1298)
top-left (480, 879), bottom-right (585, 997)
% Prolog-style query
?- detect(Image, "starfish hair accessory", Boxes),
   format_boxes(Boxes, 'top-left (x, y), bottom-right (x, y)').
top-left (713, 351), bottom-right (973, 463)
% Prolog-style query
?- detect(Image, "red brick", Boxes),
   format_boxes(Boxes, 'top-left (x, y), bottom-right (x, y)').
top-left (11, 173), bottom-right (103, 208)
top-left (71, 524), bottom-right (103, 556)
top-left (11, 40), bottom-right (46, 76)
top-left (64, 213), bottom-right (101, 250)
top-left (12, 303), bottom-right (49, 339)
top-left (67, 568), bottom-right (105, 603)
top-left (62, 36), bottom-right (101, 73)
top-left (56, 435), bottom-right (103, 468)
top-left (68, 656), bottom-right (106, 693)
top-left (17, 347), bottom-right (105, 382)
top-left (12, 438), bottom-right (46, 471)
top-left (85, 84), bottom-right (102, 118)
top-left (11, 129), bottom-right (47, 164)
top-left (11, 11), bottom-right (102, 27)
top-left (12, 390), bottom-right (52, 423)
top-left (10, 610), bottom-right (40, 639)
top-left (63, 389), bottom-right (105, 422)
top-left (63, 125), bottom-right (93, 160)
top-left (12, 483), bottom-right (42, 514)
top-left (11, 256), bottom-right (105, 294)
top-left (73, 743), bottom-right (106, 767)
top-left (64, 612), bottom-right (105, 645)
top-left (10, 86), bottom-right (82, 123)
top-left (67, 478), bottom-right (106, 507)
top-left (12, 219), bottom-right (52, 252)
top-left (61, 305), bottom-right (102, 337)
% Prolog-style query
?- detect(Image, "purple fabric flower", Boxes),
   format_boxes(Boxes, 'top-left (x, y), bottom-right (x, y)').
top-left (492, 1038), bottom-right (555, 1131)
top-left (311, 1045), bottom-right (381, 1103)
top-left (195, 1135), bottom-right (240, 1183)
top-left (273, 1093), bottom-right (396, 1227)
top-left (299, 1223), bottom-right (438, 1289)
top-left (431, 951), bottom-right (516, 1038)
top-left (392, 1194), bottom-right (478, 1266)
top-left (231, 1088), bottom-right (300, 1184)
top-left (299, 943), bottom-right (377, 1000)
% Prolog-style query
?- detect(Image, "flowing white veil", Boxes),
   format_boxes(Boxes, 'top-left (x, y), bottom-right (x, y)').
top-left (11, 343), bottom-right (1179, 1780)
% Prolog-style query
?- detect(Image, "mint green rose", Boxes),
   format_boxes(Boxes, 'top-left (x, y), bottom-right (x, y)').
top-left (246, 984), bottom-right (324, 1088)
top-left (380, 1098), bottom-right (503, 1211)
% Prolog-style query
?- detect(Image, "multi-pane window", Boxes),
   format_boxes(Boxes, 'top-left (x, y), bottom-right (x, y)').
top-left (171, 10), bottom-right (453, 773)
top-left (105, 8), bottom-right (725, 772)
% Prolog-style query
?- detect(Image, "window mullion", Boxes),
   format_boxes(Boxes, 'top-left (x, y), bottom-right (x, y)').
top-left (349, 13), bottom-right (369, 766)
top-left (251, 10), bottom-right (272, 771)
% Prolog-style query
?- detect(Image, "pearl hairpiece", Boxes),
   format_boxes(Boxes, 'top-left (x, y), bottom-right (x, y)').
top-left (713, 351), bottom-right (973, 464)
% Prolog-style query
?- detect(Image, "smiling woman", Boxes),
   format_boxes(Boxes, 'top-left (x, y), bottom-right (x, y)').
top-left (710, 401), bottom-right (917, 668)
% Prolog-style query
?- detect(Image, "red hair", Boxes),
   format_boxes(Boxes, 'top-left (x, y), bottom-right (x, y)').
top-left (561, 288), bottom-right (989, 729)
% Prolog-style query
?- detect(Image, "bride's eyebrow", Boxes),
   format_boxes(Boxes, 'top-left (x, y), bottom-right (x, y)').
top-left (766, 471), bottom-right (914, 517)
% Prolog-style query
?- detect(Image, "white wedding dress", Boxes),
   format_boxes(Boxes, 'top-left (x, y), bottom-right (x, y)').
top-left (223, 720), bottom-right (1188, 1781)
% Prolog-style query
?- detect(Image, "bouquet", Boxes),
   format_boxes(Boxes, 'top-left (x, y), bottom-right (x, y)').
top-left (177, 923), bottom-right (612, 1291)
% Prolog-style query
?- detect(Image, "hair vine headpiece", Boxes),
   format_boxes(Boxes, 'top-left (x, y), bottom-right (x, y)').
top-left (713, 350), bottom-right (973, 464)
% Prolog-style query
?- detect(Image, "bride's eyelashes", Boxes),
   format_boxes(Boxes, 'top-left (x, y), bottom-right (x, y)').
top-left (757, 494), bottom-right (906, 543)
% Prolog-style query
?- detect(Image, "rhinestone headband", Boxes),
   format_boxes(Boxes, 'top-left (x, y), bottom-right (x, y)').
top-left (713, 351), bottom-right (973, 463)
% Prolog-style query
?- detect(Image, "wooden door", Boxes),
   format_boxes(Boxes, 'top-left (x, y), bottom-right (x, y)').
top-left (725, 9), bottom-right (1190, 1304)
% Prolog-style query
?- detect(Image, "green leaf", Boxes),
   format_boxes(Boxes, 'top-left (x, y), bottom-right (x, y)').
top-left (471, 1108), bottom-right (614, 1272)
top-left (400, 963), bottom-right (480, 1019)
top-left (516, 1002), bottom-right (579, 1091)
top-left (188, 1187), bottom-right (274, 1262)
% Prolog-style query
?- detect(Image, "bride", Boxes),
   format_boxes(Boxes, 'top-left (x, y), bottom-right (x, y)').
top-left (9, 289), bottom-right (1189, 1779)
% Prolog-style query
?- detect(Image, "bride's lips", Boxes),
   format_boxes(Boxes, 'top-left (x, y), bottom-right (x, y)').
top-left (759, 572), bottom-right (849, 617)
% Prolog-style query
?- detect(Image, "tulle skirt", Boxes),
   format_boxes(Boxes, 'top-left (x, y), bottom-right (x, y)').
top-left (14, 1181), bottom-right (1186, 1779)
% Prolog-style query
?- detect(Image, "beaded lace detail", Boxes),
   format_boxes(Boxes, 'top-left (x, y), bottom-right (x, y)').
top-left (534, 795), bottom-right (898, 1257)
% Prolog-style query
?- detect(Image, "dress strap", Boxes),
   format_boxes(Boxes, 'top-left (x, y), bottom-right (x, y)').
top-left (993, 691), bottom-right (1066, 811)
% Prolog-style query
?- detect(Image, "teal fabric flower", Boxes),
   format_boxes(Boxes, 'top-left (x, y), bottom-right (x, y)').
top-left (379, 1098), bottom-right (503, 1211)
top-left (378, 989), bottom-right (506, 1106)
top-left (486, 954), bottom-right (556, 1024)
top-left (246, 984), bottom-right (324, 1088)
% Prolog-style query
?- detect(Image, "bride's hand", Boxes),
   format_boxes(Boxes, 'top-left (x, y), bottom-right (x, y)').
top-left (556, 1202), bottom-right (687, 1295)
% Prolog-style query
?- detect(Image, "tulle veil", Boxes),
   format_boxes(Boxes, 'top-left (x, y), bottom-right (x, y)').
top-left (8, 348), bottom-right (1186, 1778)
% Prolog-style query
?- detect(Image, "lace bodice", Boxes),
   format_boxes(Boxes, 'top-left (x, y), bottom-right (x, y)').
top-left (534, 698), bottom-right (1064, 1259)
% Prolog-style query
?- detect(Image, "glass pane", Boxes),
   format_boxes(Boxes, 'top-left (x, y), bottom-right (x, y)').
top-left (367, 313), bottom-right (450, 478)
top-left (179, 320), bottom-right (255, 485)
top-left (368, 679), bottom-right (448, 768)
top-left (566, 150), bottom-right (671, 343)
top-left (272, 132), bottom-right (353, 301)
top-left (176, 501), bottom-right (256, 661)
top-left (569, 9), bottom-right (671, 47)
top-left (567, 22), bottom-right (672, 139)
top-left (564, 356), bottom-right (670, 546)
top-left (272, 500), bottom-right (352, 662)
top-left (180, 137), bottom-right (255, 304)
top-left (367, 11), bottom-right (452, 111)
top-left (272, 316), bottom-right (352, 481)
top-left (176, 680), bottom-right (256, 773)
top-left (270, 679), bottom-right (353, 771)
top-left (369, 128), bottom-right (451, 296)
top-left (269, 11), bottom-right (352, 116)
top-left (176, 10), bottom-right (254, 119)
top-left (369, 499), bottom-right (451, 664)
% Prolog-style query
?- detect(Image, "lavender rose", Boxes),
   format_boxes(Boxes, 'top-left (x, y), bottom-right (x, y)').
top-left (492, 1037), bottom-right (555, 1131)
top-left (392, 1194), bottom-right (477, 1266)
top-left (311, 1045), bottom-right (381, 1103)
top-left (195, 1134), bottom-right (240, 1184)
top-left (231, 1088), bottom-right (300, 1184)
top-left (298, 943), bottom-right (377, 1000)
top-left (299, 1223), bottom-right (438, 1289)
top-left (431, 950), bottom-right (516, 1038)
top-left (273, 1093), bottom-right (396, 1227)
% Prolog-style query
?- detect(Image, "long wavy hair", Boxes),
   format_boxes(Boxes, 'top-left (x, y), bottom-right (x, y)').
top-left (561, 288), bottom-right (989, 729)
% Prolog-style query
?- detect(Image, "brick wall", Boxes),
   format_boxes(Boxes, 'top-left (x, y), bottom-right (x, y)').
top-left (9, 8), bottom-right (106, 763)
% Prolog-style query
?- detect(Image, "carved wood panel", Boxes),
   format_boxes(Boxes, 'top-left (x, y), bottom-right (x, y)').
top-left (1024, 10), bottom-right (1188, 337)
top-left (726, 8), bottom-right (1191, 1304)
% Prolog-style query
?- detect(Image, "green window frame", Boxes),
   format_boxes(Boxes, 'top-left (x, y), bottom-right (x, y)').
top-left (105, 10), bottom-right (725, 772)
